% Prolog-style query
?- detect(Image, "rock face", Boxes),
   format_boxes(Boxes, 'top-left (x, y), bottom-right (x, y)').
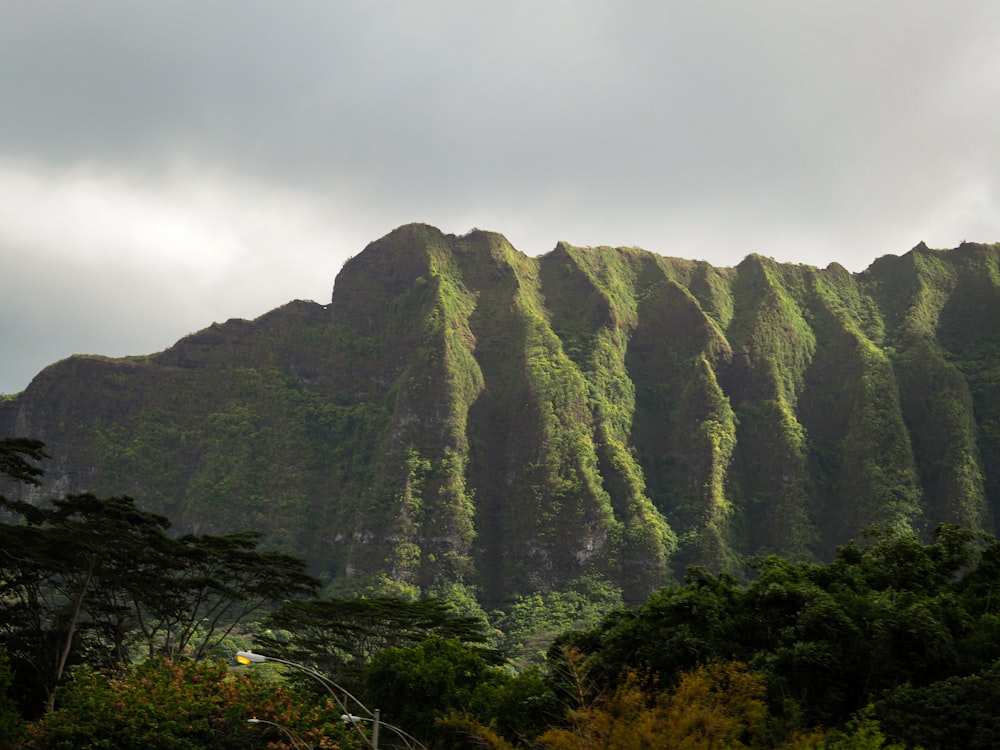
top-left (3, 224), bottom-right (1000, 604)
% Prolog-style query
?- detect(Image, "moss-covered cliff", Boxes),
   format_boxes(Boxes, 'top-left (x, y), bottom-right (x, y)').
top-left (3, 226), bottom-right (999, 605)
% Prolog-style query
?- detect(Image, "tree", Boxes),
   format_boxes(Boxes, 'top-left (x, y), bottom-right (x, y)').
top-left (538, 656), bottom-right (824, 750)
top-left (824, 704), bottom-right (906, 750)
top-left (0, 438), bottom-right (49, 723)
top-left (132, 531), bottom-right (318, 661)
top-left (363, 636), bottom-right (502, 748)
top-left (552, 523), bottom-right (1000, 729)
top-left (491, 576), bottom-right (623, 667)
top-left (435, 659), bottom-right (561, 748)
top-left (552, 566), bottom-right (744, 691)
top-left (0, 493), bottom-right (176, 713)
top-left (26, 657), bottom-right (366, 750)
top-left (257, 597), bottom-right (497, 695)
top-left (0, 437), bottom-right (46, 489)
top-left (876, 660), bottom-right (1000, 749)
top-left (1, 491), bottom-right (318, 717)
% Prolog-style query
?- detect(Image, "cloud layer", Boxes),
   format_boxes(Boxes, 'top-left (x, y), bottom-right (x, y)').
top-left (3, 2), bottom-right (999, 392)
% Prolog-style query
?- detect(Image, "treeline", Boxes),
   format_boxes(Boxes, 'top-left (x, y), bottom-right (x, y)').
top-left (551, 522), bottom-right (1000, 748)
top-left (4, 437), bottom-right (1000, 748)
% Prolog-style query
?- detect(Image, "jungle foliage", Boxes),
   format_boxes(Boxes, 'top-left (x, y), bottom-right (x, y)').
top-left (24, 658), bottom-right (363, 750)
top-left (16, 525), bottom-right (1000, 748)
top-left (0, 439), bottom-right (319, 719)
top-left (551, 522), bottom-right (1000, 748)
top-left (4, 440), bottom-right (1000, 748)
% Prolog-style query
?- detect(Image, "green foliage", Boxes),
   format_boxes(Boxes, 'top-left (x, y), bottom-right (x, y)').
top-left (824, 704), bottom-right (905, 750)
top-left (554, 524), bottom-right (1000, 731)
top-left (0, 487), bottom-right (318, 718)
top-left (5, 229), bottom-right (1000, 617)
top-left (0, 438), bottom-right (47, 488)
top-left (133, 530), bottom-right (319, 662)
top-left (876, 659), bottom-right (1000, 749)
top-left (360, 632), bottom-right (560, 750)
top-left (26, 657), bottom-right (359, 750)
top-left (0, 493), bottom-right (178, 713)
top-left (256, 596), bottom-right (499, 697)
top-left (491, 576), bottom-right (624, 666)
top-left (364, 636), bottom-right (507, 747)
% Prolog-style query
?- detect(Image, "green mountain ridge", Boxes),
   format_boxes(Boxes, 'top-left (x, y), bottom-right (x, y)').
top-left (3, 224), bottom-right (999, 606)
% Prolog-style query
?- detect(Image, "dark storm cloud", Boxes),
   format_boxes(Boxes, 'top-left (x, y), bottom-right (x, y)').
top-left (2, 1), bottom-right (999, 393)
top-left (2, 3), bottom-right (996, 219)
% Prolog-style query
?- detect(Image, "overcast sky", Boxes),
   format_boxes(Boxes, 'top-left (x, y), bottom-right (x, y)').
top-left (2, 2), bottom-right (999, 394)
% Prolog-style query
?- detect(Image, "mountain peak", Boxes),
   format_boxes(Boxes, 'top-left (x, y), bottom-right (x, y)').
top-left (3, 230), bottom-right (1000, 605)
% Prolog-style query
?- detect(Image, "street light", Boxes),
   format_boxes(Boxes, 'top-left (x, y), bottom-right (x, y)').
top-left (247, 718), bottom-right (311, 749)
top-left (236, 650), bottom-right (373, 747)
top-left (342, 711), bottom-right (380, 750)
top-left (236, 650), bottom-right (425, 750)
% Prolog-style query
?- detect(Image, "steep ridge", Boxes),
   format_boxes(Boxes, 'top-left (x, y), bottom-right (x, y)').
top-left (3, 226), bottom-right (1000, 607)
top-left (936, 245), bottom-right (1000, 526)
top-left (458, 233), bottom-right (631, 603)
top-left (538, 244), bottom-right (675, 601)
top-left (322, 223), bottom-right (480, 591)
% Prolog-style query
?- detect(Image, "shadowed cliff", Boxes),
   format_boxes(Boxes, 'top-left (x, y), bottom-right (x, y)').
top-left (3, 225), bottom-right (999, 605)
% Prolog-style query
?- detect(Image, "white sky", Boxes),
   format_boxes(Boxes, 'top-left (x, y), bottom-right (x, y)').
top-left (2, 1), bottom-right (999, 394)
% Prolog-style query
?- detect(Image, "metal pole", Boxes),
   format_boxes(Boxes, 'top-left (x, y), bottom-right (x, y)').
top-left (247, 718), bottom-right (310, 749)
top-left (237, 652), bottom-right (427, 749)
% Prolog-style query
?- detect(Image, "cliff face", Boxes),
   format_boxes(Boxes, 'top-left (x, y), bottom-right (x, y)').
top-left (3, 225), bottom-right (1000, 604)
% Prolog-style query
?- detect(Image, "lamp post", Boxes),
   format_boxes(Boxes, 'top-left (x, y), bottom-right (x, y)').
top-left (236, 650), bottom-right (375, 747)
top-left (343, 711), bottom-right (380, 750)
top-left (247, 718), bottom-right (311, 749)
top-left (236, 650), bottom-right (425, 750)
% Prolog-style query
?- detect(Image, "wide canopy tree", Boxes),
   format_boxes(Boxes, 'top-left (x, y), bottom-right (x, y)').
top-left (0, 439), bottom-right (318, 718)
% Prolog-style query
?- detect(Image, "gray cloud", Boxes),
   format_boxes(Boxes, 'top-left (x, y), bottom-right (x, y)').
top-left (2, 1), bottom-right (1000, 393)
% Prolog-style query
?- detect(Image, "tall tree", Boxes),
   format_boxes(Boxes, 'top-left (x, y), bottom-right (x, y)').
top-left (1, 439), bottom-right (319, 718)
top-left (257, 597), bottom-right (498, 694)
top-left (538, 656), bottom-right (824, 750)
top-left (133, 530), bottom-right (319, 661)
top-left (363, 635), bottom-right (508, 748)
top-left (0, 493), bottom-right (175, 711)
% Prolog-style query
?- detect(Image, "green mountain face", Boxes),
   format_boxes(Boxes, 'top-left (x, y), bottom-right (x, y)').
top-left (3, 225), bottom-right (999, 605)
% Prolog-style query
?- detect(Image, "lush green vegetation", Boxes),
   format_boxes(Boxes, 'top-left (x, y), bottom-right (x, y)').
top-left (8, 230), bottom-right (1000, 749)
top-left (5, 437), bottom-right (1000, 748)
top-left (24, 658), bottom-right (358, 750)
top-left (0, 438), bottom-right (318, 721)
top-left (3, 228), bottom-right (1000, 621)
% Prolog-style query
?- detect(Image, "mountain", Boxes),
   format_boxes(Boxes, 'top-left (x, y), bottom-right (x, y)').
top-left (3, 224), bottom-right (1000, 606)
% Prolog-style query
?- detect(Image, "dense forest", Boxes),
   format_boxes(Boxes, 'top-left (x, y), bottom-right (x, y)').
top-left (3, 225), bottom-right (1000, 613)
top-left (4, 437), bottom-right (1000, 749)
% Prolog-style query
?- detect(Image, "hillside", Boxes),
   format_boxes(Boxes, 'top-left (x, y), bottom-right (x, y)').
top-left (3, 224), bottom-right (999, 606)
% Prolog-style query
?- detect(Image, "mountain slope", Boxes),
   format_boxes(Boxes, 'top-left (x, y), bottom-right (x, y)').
top-left (3, 225), bottom-right (999, 605)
